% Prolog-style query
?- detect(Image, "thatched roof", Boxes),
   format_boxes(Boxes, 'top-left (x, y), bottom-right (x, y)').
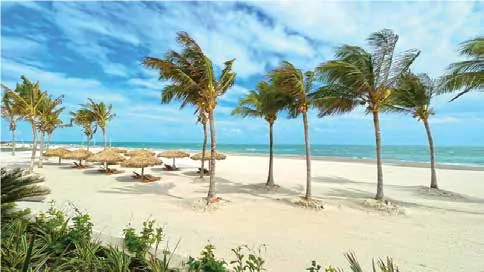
top-left (121, 155), bottom-right (162, 168)
top-left (44, 147), bottom-right (71, 157)
top-left (109, 147), bottom-right (127, 154)
top-left (87, 149), bottom-right (125, 163)
top-left (62, 149), bottom-right (93, 160)
top-left (126, 149), bottom-right (156, 157)
top-left (157, 150), bottom-right (190, 158)
top-left (190, 151), bottom-right (227, 160)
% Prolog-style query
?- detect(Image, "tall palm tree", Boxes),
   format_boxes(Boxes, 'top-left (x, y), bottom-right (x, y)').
top-left (37, 95), bottom-right (64, 168)
top-left (441, 37), bottom-right (483, 101)
top-left (391, 73), bottom-right (439, 189)
top-left (143, 32), bottom-right (236, 203)
top-left (2, 76), bottom-right (46, 170)
top-left (1, 89), bottom-right (23, 156)
top-left (70, 109), bottom-right (97, 151)
top-left (314, 29), bottom-right (420, 200)
top-left (82, 98), bottom-right (115, 149)
top-left (232, 81), bottom-right (289, 187)
top-left (269, 62), bottom-right (316, 200)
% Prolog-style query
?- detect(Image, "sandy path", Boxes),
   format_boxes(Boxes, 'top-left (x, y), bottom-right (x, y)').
top-left (3, 151), bottom-right (484, 271)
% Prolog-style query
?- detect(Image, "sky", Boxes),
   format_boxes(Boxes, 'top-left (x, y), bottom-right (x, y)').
top-left (1, 0), bottom-right (483, 146)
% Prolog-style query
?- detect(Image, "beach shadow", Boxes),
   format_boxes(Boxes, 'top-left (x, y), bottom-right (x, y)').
top-left (99, 182), bottom-right (182, 200)
top-left (313, 176), bottom-right (363, 185)
top-left (182, 170), bottom-right (201, 177)
top-left (399, 186), bottom-right (484, 205)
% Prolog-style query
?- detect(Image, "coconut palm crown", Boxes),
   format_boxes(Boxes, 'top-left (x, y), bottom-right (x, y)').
top-left (1, 89), bottom-right (23, 156)
top-left (81, 98), bottom-right (115, 149)
top-left (313, 29), bottom-right (420, 200)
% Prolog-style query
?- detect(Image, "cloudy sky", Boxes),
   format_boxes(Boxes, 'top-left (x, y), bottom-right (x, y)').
top-left (1, 1), bottom-right (483, 146)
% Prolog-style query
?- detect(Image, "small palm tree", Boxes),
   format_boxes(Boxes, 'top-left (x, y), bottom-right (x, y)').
top-left (391, 73), bottom-right (439, 189)
top-left (196, 111), bottom-right (209, 179)
top-left (1, 89), bottom-right (23, 156)
top-left (232, 81), bottom-right (289, 187)
top-left (1, 168), bottom-right (50, 219)
top-left (37, 95), bottom-right (64, 168)
top-left (314, 29), bottom-right (420, 200)
top-left (2, 76), bottom-right (46, 170)
top-left (441, 37), bottom-right (483, 101)
top-left (270, 62), bottom-right (315, 200)
top-left (82, 99), bottom-right (115, 149)
top-left (143, 32), bottom-right (236, 203)
top-left (70, 109), bottom-right (97, 151)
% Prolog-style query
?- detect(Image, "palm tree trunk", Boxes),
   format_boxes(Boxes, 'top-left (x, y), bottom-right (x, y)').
top-left (11, 129), bottom-right (16, 156)
top-left (47, 133), bottom-right (52, 151)
top-left (423, 119), bottom-right (438, 189)
top-left (266, 122), bottom-right (275, 187)
top-left (207, 111), bottom-right (217, 202)
top-left (372, 111), bottom-right (384, 200)
top-left (38, 131), bottom-right (45, 168)
top-left (87, 135), bottom-right (91, 151)
top-left (200, 121), bottom-right (208, 179)
top-left (29, 123), bottom-right (37, 170)
top-left (302, 112), bottom-right (312, 199)
top-left (103, 127), bottom-right (108, 149)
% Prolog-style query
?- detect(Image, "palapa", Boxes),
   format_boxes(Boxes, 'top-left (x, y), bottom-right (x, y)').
top-left (191, 151), bottom-right (227, 161)
top-left (43, 148), bottom-right (71, 164)
top-left (126, 149), bottom-right (156, 157)
top-left (121, 155), bottom-right (162, 181)
top-left (157, 150), bottom-right (190, 169)
top-left (62, 149), bottom-right (93, 168)
top-left (87, 149), bottom-right (126, 174)
top-left (109, 147), bottom-right (128, 154)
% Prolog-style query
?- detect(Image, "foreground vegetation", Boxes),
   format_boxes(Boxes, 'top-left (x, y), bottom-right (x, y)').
top-left (1, 167), bottom-right (402, 272)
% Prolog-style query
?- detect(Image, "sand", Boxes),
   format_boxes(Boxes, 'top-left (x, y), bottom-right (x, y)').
top-left (2, 149), bottom-right (484, 271)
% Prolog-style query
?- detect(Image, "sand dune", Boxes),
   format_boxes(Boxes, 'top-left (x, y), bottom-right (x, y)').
top-left (2, 150), bottom-right (484, 271)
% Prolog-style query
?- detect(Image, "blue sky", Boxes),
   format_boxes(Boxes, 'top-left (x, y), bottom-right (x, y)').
top-left (1, 1), bottom-right (483, 146)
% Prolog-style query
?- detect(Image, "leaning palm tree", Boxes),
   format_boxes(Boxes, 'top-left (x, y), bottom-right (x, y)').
top-left (2, 76), bottom-right (46, 170)
top-left (314, 29), bottom-right (420, 200)
top-left (1, 90), bottom-right (23, 156)
top-left (391, 73), bottom-right (439, 189)
top-left (71, 109), bottom-right (97, 151)
top-left (82, 98), bottom-right (115, 149)
top-left (37, 95), bottom-right (64, 168)
top-left (143, 32), bottom-right (236, 203)
top-left (441, 37), bottom-right (483, 101)
top-left (269, 62), bottom-right (316, 200)
top-left (232, 81), bottom-right (289, 187)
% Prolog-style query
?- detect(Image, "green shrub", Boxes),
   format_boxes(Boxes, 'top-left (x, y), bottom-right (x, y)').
top-left (123, 219), bottom-right (164, 260)
top-left (187, 243), bottom-right (227, 272)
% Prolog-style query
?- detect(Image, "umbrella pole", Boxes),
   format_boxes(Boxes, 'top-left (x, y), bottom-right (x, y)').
top-left (141, 167), bottom-right (145, 181)
top-left (172, 158), bottom-right (176, 169)
top-left (79, 159), bottom-right (82, 167)
top-left (58, 157), bottom-right (61, 165)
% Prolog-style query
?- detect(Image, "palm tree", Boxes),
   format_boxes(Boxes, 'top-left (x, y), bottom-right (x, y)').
top-left (314, 29), bottom-right (420, 200)
top-left (143, 32), bottom-right (236, 203)
top-left (232, 81), bottom-right (289, 187)
top-left (391, 73), bottom-right (439, 189)
top-left (441, 37), bottom-right (483, 101)
top-left (37, 95), bottom-right (64, 168)
top-left (1, 89), bottom-right (23, 156)
top-left (2, 76), bottom-right (46, 170)
top-left (269, 62), bottom-right (315, 200)
top-left (82, 98), bottom-right (115, 149)
top-left (196, 111), bottom-right (209, 179)
top-left (70, 109), bottom-right (97, 151)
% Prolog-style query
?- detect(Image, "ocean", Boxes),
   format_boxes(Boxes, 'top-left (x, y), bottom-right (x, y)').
top-left (42, 142), bottom-right (484, 166)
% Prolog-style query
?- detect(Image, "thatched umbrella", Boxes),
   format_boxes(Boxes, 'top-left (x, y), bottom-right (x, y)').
top-left (62, 149), bottom-right (93, 168)
top-left (126, 149), bottom-right (156, 157)
top-left (121, 155), bottom-right (162, 181)
top-left (157, 150), bottom-right (190, 169)
top-left (87, 149), bottom-right (125, 173)
top-left (109, 147), bottom-right (127, 154)
top-left (190, 151), bottom-right (227, 161)
top-left (43, 148), bottom-right (71, 164)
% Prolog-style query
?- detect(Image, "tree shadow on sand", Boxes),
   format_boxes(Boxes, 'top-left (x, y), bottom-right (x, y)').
top-left (98, 181), bottom-right (182, 200)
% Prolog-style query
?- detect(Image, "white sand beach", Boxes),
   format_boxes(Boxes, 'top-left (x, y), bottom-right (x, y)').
top-left (2, 149), bottom-right (484, 271)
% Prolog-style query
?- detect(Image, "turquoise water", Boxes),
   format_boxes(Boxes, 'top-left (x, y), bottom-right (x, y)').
top-left (45, 142), bottom-right (484, 166)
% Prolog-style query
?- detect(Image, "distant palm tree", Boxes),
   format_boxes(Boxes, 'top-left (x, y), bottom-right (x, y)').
top-left (1, 89), bottom-right (23, 156)
top-left (143, 32), bottom-right (236, 203)
top-left (2, 76), bottom-right (46, 170)
top-left (270, 62), bottom-right (316, 200)
top-left (82, 98), bottom-right (115, 149)
top-left (391, 73), bottom-right (439, 189)
top-left (196, 111), bottom-right (209, 179)
top-left (441, 37), bottom-right (483, 101)
top-left (70, 109), bottom-right (97, 151)
top-left (314, 29), bottom-right (420, 200)
top-left (232, 81), bottom-right (290, 187)
top-left (37, 95), bottom-right (64, 168)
